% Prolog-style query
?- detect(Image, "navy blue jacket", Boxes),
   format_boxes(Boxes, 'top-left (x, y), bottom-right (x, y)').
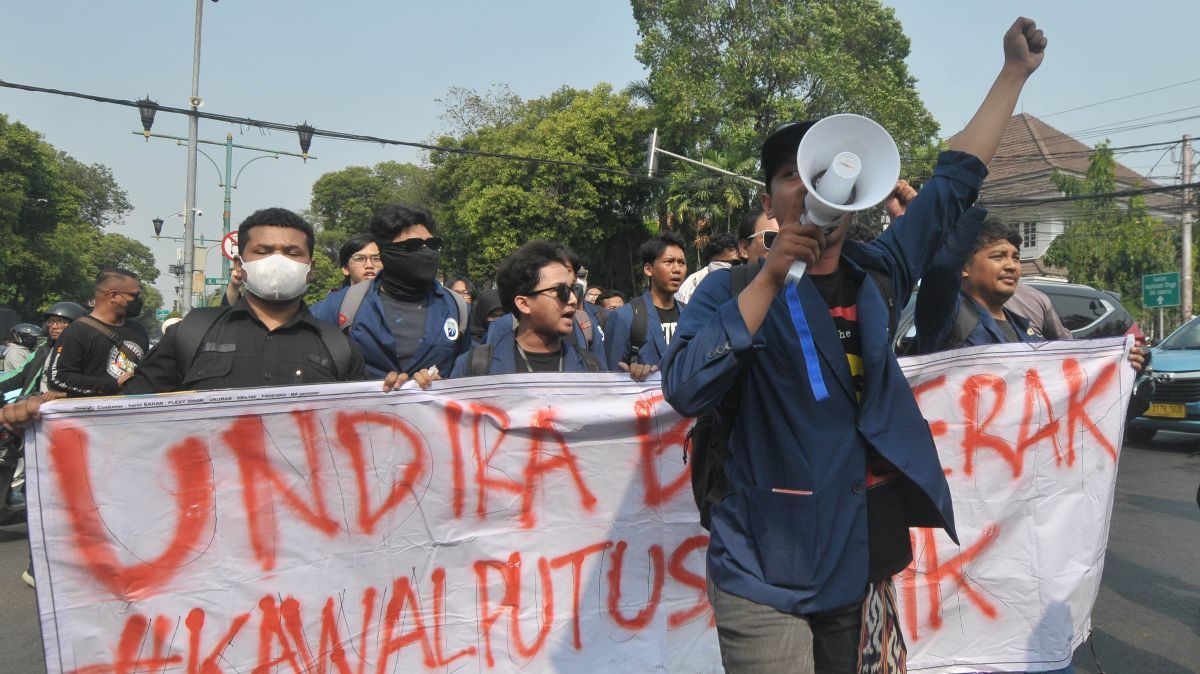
top-left (485, 310), bottom-right (608, 369)
top-left (914, 206), bottom-right (1040, 352)
top-left (662, 151), bottom-right (984, 615)
top-left (311, 278), bottom-right (470, 378)
top-left (450, 328), bottom-right (598, 377)
top-left (604, 290), bottom-right (677, 372)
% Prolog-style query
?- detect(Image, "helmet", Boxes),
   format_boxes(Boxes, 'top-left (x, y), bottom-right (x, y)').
top-left (43, 302), bottom-right (86, 323)
top-left (10, 323), bottom-right (42, 348)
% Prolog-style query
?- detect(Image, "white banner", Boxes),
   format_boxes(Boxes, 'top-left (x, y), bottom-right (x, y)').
top-left (26, 337), bottom-right (1132, 673)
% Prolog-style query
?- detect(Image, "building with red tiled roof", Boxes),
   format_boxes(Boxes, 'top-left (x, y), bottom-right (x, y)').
top-left (978, 113), bottom-right (1179, 277)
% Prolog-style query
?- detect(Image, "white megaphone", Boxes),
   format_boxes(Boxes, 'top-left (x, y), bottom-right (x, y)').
top-left (788, 114), bottom-right (901, 282)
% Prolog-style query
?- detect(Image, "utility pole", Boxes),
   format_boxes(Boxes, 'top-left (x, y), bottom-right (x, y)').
top-left (1183, 134), bottom-right (1193, 321)
top-left (181, 0), bottom-right (205, 315)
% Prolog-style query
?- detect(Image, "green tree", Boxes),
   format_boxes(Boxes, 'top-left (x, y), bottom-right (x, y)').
top-left (309, 161), bottom-right (434, 250)
top-left (430, 84), bottom-right (657, 292)
top-left (1043, 143), bottom-right (1175, 318)
top-left (92, 232), bottom-right (163, 333)
top-left (630, 0), bottom-right (939, 160)
top-left (0, 114), bottom-right (148, 319)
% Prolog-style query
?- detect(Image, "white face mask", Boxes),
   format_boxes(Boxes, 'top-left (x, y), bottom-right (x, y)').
top-left (238, 254), bottom-right (311, 301)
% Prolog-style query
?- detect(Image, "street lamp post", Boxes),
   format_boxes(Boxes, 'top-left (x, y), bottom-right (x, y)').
top-left (136, 130), bottom-right (314, 283)
top-left (182, 0), bottom-right (205, 316)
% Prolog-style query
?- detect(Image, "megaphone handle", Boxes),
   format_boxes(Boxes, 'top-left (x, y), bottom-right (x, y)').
top-left (787, 260), bottom-right (808, 283)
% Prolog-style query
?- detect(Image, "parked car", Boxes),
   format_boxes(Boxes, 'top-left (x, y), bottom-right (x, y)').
top-left (893, 279), bottom-right (1143, 354)
top-left (1127, 316), bottom-right (1200, 442)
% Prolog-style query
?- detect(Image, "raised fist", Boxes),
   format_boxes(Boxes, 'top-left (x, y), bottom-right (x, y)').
top-left (1004, 17), bottom-right (1047, 77)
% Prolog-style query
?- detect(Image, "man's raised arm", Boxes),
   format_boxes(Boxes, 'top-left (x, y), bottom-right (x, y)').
top-left (949, 17), bottom-right (1047, 164)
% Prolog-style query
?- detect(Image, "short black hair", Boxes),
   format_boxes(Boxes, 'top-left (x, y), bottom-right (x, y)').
top-left (737, 210), bottom-right (765, 242)
top-left (552, 242), bottom-right (582, 277)
top-left (761, 121), bottom-right (817, 191)
top-left (338, 232), bottom-right (375, 268)
top-left (496, 240), bottom-right (569, 315)
top-left (238, 207), bottom-right (315, 256)
top-left (370, 203), bottom-right (436, 246)
top-left (447, 275), bottom-right (477, 300)
top-left (597, 290), bottom-right (627, 303)
top-left (638, 232), bottom-right (687, 266)
top-left (702, 233), bottom-right (739, 265)
top-left (970, 220), bottom-right (1022, 257)
top-left (94, 267), bottom-right (139, 290)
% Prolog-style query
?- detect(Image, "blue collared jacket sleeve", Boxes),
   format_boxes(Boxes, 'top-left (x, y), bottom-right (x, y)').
top-left (660, 269), bottom-right (764, 418)
top-left (913, 205), bottom-right (989, 354)
top-left (852, 151), bottom-right (988, 302)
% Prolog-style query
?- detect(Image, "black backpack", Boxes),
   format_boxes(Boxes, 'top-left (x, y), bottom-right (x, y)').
top-left (172, 307), bottom-right (355, 383)
top-left (684, 264), bottom-right (897, 529)
top-left (465, 342), bottom-right (603, 375)
top-left (628, 296), bottom-right (685, 363)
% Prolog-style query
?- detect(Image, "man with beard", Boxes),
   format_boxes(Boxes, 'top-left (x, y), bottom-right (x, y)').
top-left (604, 232), bottom-right (688, 381)
top-left (45, 268), bottom-right (149, 396)
top-left (451, 240), bottom-right (601, 376)
top-left (312, 204), bottom-right (470, 379)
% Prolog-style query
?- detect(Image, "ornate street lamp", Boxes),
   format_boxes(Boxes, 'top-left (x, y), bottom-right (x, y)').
top-left (297, 122), bottom-right (314, 162)
top-left (152, 217), bottom-right (165, 237)
top-left (136, 97), bottom-right (158, 140)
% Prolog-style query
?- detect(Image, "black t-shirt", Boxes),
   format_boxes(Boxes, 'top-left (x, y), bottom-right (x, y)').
top-left (513, 343), bottom-right (563, 373)
top-left (656, 303), bottom-right (680, 345)
top-left (810, 266), bottom-right (912, 580)
top-left (46, 318), bottom-right (149, 397)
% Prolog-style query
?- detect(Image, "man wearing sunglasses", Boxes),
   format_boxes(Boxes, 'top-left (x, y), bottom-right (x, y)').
top-left (451, 240), bottom-right (602, 376)
top-left (662, 17), bottom-right (1047, 673)
top-left (44, 267), bottom-right (148, 397)
top-left (313, 204), bottom-right (469, 380)
top-left (737, 210), bottom-right (780, 264)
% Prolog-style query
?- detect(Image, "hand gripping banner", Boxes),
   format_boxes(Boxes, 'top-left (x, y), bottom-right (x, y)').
top-left (25, 337), bottom-right (1132, 673)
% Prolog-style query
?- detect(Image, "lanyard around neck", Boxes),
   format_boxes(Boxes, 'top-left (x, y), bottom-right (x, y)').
top-left (784, 282), bottom-right (830, 402)
top-left (515, 342), bottom-right (563, 373)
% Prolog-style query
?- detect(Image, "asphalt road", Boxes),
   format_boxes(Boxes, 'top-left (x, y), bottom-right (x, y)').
top-left (0, 434), bottom-right (1197, 673)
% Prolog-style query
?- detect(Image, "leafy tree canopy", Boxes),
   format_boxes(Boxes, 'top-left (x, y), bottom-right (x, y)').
top-left (1043, 142), bottom-right (1176, 318)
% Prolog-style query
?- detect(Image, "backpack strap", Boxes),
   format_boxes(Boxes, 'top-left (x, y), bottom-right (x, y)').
top-left (578, 348), bottom-right (602, 373)
top-left (629, 296), bottom-right (648, 359)
top-left (310, 316), bottom-right (355, 380)
top-left (468, 343), bottom-right (493, 376)
top-left (336, 280), bottom-right (373, 331)
top-left (172, 307), bottom-right (228, 382)
top-left (76, 316), bottom-right (141, 366)
top-left (864, 268), bottom-right (898, 335)
top-left (946, 293), bottom-right (981, 350)
top-left (729, 263), bottom-right (759, 295)
top-left (447, 288), bottom-right (469, 336)
top-left (574, 311), bottom-right (594, 348)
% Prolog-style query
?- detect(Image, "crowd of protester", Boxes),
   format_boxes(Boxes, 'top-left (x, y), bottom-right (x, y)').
top-left (0, 16), bottom-right (1160, 674)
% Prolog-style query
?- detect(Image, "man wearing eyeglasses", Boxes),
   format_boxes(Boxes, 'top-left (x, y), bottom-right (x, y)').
top-left (312, 204), bottom-right (470, 379)
top-left (450, 240), bottom-right (602, 376)
top-left (44, 267), bottom-right (148, 396)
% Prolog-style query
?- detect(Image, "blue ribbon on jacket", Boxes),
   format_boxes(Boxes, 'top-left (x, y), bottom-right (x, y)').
top-left (784, 282), bottom-right (830, 402)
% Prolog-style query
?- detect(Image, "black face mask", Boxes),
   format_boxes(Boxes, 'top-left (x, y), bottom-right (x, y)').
top-left (379, 244), bottom-right (440, 300)
top-left (124, 295), bottom-right (145, 318)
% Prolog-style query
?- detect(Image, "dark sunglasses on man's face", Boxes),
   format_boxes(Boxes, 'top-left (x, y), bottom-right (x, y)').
top-left (747, 230), bottom-right (778, 249)
top-left (392, 236), bottom-right (443, 252)
top-left (526, 283), bottom-right (574, 304)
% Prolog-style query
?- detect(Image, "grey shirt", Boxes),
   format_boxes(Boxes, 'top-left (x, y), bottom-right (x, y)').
top-left (1006, 283), bottom-right (1073, 340)
top-left (379, 293), bottom-right (429, 367)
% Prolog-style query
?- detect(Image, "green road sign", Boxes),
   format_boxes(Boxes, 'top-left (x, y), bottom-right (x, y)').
top-left (1142, 272), bottom-right (1181, 308)
top-left (155, 308), bottom-right (170, 321)
top-left (205, 277), bottom-right (230, 286)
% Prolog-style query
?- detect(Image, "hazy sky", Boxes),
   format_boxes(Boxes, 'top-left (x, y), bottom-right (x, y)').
top-left (3, 1), bottom-right (1197, 301)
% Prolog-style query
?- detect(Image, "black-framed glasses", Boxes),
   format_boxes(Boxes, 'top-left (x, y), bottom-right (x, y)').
top-left (110, 290), bottom-right (141, 300)
top-left (390, 237), bottom-right (443, 252)
top-left (526, 283), bottom-right (574, 304)
top-left (748, 230), bottom-right (778, 249)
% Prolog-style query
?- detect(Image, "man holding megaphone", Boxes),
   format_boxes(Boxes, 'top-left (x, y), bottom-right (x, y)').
top-left (662, 17), bottom-right (1047, 674)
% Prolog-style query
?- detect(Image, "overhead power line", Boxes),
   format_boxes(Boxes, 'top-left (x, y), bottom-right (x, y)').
top-left (1036, 77), bottom-right (1200, 119)
top-left (981, 181), bottom-right (1200, 208)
